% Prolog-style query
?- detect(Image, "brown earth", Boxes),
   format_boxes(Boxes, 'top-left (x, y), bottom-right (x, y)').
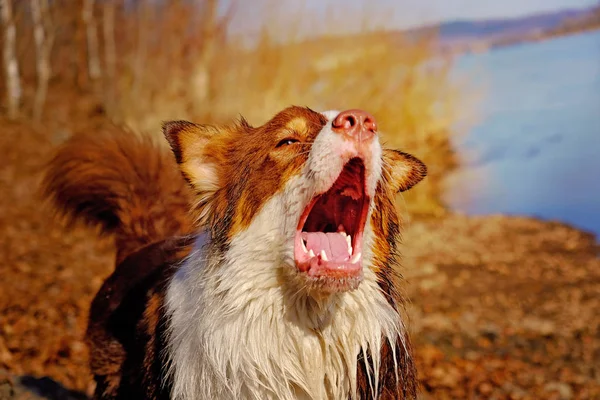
top-left (403, 215), bottom-right (600, 399)
top-left (0, 114), bottom-right (598, 400)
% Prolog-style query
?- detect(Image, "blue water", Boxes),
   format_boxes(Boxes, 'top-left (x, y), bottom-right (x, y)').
top-left (445, 31), bottom-right (600, 236)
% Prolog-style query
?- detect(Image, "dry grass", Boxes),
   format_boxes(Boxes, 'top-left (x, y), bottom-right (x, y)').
top-left (108, 2), bottom-right (475, 215)
top-left (2, 0), bottom-right (476, 215)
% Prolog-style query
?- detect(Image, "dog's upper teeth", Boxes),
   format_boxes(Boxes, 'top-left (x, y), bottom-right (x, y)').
top-left (308, 249), bottom-right (315, 258)
top-left (346, 235), bottom-right (352, 253)
top-left (320, 250), bottom-right (328, 261)
top-left (351, 252), bottom-right (361, 264)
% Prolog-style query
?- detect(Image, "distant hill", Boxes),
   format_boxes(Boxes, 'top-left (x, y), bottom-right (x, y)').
top-left (238, 5), bottom-right (600, 59)
top-left (439, 8), bottom-right (592, 38)
top-left (407, 5), bottom-right (600, 51)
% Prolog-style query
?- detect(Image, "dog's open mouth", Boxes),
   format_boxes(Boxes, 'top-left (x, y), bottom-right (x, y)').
top-left (294, 158), bottom-right (370, 289)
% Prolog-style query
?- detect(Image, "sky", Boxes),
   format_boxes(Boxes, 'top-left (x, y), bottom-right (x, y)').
top-left (221, 0), bottom-right (600, 37)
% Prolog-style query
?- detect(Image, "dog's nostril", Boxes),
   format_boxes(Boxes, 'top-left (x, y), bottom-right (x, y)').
top-left (363, 116), bottom-right (376, 132)
top-left (334, 114), bottom-right (357, 129)
top-left (346, 115), bottom-right (356, 128)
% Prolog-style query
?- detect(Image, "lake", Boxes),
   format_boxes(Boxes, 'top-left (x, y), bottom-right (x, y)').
top-left (445, 30), bottom-right (600, 237)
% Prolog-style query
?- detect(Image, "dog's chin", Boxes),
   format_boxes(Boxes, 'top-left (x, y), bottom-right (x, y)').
top-left (282, 259), bottom-right (364, 297)
top-left (302, 271), bottom-right (365, 295)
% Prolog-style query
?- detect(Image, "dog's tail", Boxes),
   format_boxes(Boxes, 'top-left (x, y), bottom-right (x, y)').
top-left (42, 125), bottom-right (193, 262)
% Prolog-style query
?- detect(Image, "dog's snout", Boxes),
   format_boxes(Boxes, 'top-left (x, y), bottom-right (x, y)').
top-left (332, 109), bottom-right (377, 143)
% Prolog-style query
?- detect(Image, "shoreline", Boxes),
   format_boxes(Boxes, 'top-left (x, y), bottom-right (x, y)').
top-left (403, 213), bottom-right (600, 399)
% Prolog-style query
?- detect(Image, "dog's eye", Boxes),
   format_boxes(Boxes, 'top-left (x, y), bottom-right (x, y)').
top-left (276, 138), bottom-right (300, 148)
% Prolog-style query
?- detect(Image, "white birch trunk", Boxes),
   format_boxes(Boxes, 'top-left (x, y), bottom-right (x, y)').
top-left (31, 0), bottom-right (53, 120)
top-left (82, 0), bottom-right (101, 80)
top-left (1, 0), bottom-right (21, 119)
top-left (102, 1), bottom-right (116, 115)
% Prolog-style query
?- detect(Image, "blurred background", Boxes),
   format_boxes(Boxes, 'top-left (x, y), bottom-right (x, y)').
top-left (0, 0), bottom-right (598, 399)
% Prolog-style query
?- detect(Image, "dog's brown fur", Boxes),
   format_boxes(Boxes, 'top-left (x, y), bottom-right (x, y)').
top-left (43, 127), bottom-right (195, 398)
top-left (43, 127), bottom-right (194, 263)
top-left (43, 116), bottom-right (420, 399)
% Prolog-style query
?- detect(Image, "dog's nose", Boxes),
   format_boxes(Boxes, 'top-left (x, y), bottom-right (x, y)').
top-left (331, 109), bottom-right (377, 143)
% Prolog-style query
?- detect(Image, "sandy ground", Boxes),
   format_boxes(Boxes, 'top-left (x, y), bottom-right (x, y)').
top-left (0, 117), bottom-right (598, 399)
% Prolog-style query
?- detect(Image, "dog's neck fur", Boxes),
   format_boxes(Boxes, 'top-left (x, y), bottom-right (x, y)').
top-left (165, 190), bottom-right (405, 400)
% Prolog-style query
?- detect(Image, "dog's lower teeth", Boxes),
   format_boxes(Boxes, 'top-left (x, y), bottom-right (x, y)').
top-left (301, 239), bottom-right (308, 252)
top-left (320, 250), bottom-right (328, 261)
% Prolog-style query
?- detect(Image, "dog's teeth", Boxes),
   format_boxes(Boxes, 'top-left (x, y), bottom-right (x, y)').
top-left (346, 235), bottom-right (352, 253)
top-left (351, 252), bottom-right (361, 264)
top-left (320, 250), bottom-right (328, 261)
top-left (301, 239), bottom-right (308, 252)
top-left (308, 249), bottom-right (315, 258)
top-left (339, 231), bottom-right (347, 237)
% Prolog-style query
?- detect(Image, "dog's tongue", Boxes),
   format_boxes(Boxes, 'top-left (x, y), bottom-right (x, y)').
top-left (301, 232), bottom-right (350, 261)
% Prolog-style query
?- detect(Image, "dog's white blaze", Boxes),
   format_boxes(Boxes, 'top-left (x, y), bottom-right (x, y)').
top-left (306, 111), bottom-right (382, 198)
top-left (165, 111), bottom-right (405, 400)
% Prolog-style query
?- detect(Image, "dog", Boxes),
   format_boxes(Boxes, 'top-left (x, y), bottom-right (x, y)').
top-left (43, 106), bottom-right (427, 399)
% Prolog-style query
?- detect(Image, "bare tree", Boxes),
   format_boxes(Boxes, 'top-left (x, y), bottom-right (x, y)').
top-left (31, 0), bottom-right (54, 120)
top-left (102, 0), bottom-right (116, 115)
top-left (1, 0), bottom-right (21, 119)
top-left (82, 0), bottom-right (101, 80)
top-left (193, 0), bottom-right (236, 104)
top-left (132, 0), bottom-right (149, 100)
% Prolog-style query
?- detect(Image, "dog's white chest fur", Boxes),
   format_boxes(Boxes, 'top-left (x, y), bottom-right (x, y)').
top-left (165, 192), bottom-right (404, 400)
top-left (166, 264), bottom-right (401, 399)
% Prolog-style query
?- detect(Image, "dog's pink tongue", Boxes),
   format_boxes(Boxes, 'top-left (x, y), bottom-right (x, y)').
top-left (301, 232), bottom-right (350, 261)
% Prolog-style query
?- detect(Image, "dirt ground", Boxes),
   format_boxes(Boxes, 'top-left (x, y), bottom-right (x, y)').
top-left (0, 115), bottom-right (598, 399)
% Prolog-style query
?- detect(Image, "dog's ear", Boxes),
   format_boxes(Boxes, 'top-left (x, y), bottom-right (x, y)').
top-left (163, 120), bottom-right (223, 194)
top-left (381, 149), bottom-right (427, 192)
